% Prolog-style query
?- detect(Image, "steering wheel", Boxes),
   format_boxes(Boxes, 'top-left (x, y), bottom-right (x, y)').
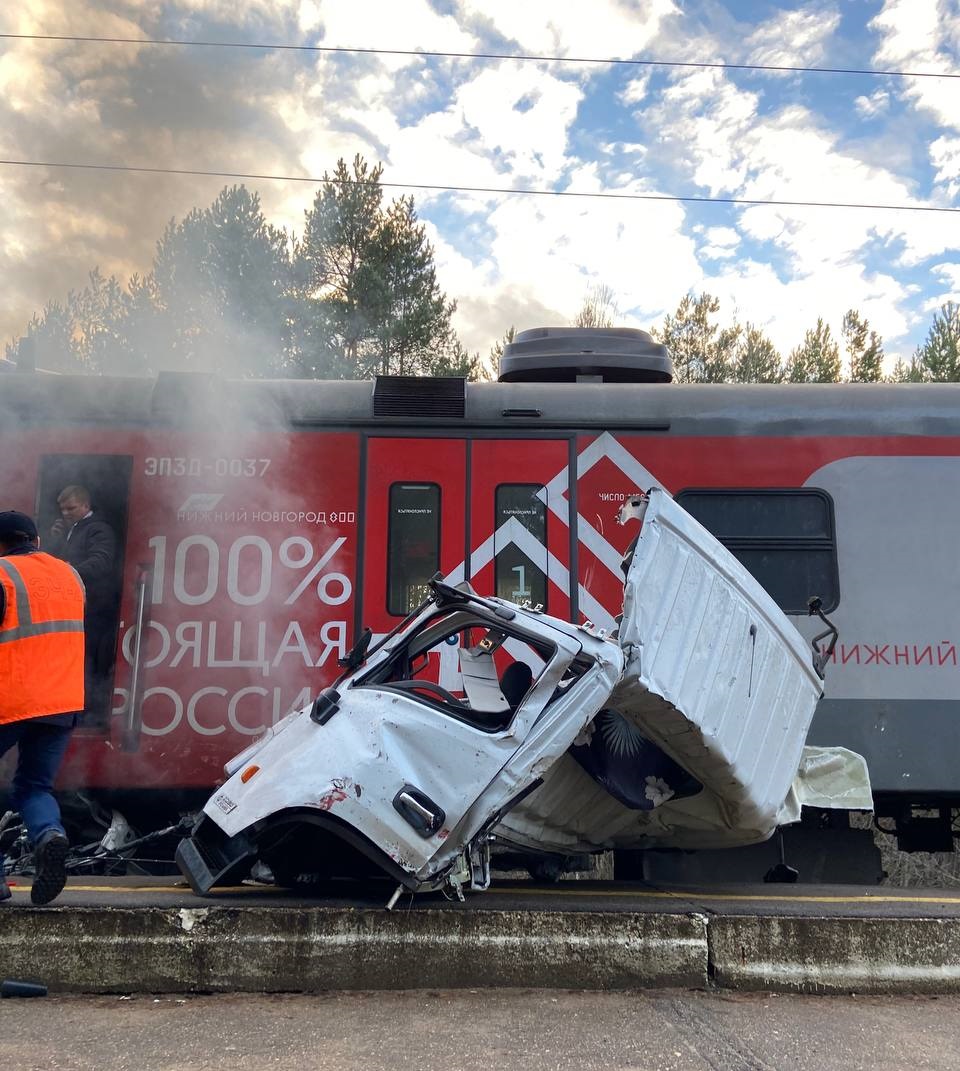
top-left (390, 680), bottom-right (468, 707)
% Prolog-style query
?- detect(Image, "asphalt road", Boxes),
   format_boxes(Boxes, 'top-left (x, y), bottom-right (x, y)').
top-left (2, 989), bottom-right (958, 1070)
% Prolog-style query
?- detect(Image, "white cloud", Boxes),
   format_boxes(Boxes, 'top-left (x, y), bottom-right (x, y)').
top-left (854, 89), bottom-right (891, 118)
top-left (620, 71), bottom-right (652, 106)
top-left (629, 52), bottom-right (960, 366)
top-left (0, 0), bottom-right (955, 373)
top-left (453, 63), bottom-right (583, 180)
top-left (309, 58), bottom-right (584, 201)
top-left (871, 0), bottom-right (942, 66)
top-left (600, 141), bottom-right (647, 158)
top-left (649, 60), bottom-right (960, 283)
top-left (745, 4), bottom-right (841, 68)
top-left (700, 225), bottom-right (740, 259)
top-left (933, 262), bottom-right (960, 290)
top-left (305, 0), bottom-right (679, 61)
top-left (436, 166), bottom-right (704, 353)
top-left (869, 0), bottom-right (960, 134)
top-left (928, 261), bottom-right (960, 309)
top-left (455, 0), bottom-right (677, 58)
top-left (930, 135), bottom-right (960, 197)
top-left (312, 0), bottom-right (478, 51)
top-left (707, 257), bottom-right (914, 359)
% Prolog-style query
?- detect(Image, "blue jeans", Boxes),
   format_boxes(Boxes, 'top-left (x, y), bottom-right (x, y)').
top-left (0, 718), bottom-right (74, 869)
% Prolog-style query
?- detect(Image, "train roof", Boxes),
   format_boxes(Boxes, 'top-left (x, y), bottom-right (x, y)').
top-left (2, 371), bottom-right (959, 437)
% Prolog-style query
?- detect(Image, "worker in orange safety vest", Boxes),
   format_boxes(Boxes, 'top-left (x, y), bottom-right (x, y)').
top-left (0, 510), bottom-right (85, 905)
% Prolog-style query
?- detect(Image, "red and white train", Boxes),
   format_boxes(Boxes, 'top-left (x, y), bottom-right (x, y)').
top-left (3, 327), bottom-right (958, 853)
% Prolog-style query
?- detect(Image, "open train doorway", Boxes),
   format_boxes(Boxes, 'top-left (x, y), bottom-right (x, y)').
top-left (35, 455), bottom-right (133, 731)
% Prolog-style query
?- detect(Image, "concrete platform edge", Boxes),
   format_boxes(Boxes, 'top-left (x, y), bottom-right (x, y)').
top-left (0, 907), bottom-right (707, 993)
top-left (709, 915), bottom-right (960, 994)
top-left (4, 907), bottom-right (960, 994)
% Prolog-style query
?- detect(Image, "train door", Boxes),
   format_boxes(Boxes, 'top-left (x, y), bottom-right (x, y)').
top-left (362, 436), bottom-right (573, 692)
top-left (34, 454), bottom-right (133, 731)
top-left (362, 437), bottom-right (468, 640)
top-left (468, 439), bottom-right (572, 621)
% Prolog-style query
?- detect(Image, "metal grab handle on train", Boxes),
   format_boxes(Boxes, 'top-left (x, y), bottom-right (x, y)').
top-left (808, 595), bottom-right (839, 680)
top-left (121, 563), bottom-right (153, 753)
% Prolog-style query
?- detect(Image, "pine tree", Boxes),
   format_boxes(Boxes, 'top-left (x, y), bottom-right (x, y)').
top-left (911, 302), bottom-right (960, 382)
top-left (7, 271), bottom-right (130, 374)
top-left (7, 160), bottom-right (471, 381)
top-left (488, 326), bottom-right (516, 378)
top-left (842, 309), bottom-right (884, 382)
top-left (148, 186), bottom-right (292, 376)
top-left (297, 156), bottom-right (385, 376)
top-left (574, 283), bottom-right (618, 329)
top-left (118, 273), bottom-right (162, 377)
top-left (890, 355), bottom-right (926, 382)
top-left (75, 270), bottom-right (132, 374)
top-left (786, 319), bottom-right (841, 383)
top-left (370, 196), bottom-right (457, 376)
top-left (296, 155), bottom-right (463, 378)
top-left (10, 300), bottom-right (75, 372)
top-left (423, 330), bottom-right (484, 379)
top-left (730, 324), bottom-right (784, 383)
top-left (652, 292), bottom-right (738, 383)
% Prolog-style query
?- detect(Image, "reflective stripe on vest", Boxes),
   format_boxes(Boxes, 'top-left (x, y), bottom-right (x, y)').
top-left (0, 557), bottom-right (84, 640)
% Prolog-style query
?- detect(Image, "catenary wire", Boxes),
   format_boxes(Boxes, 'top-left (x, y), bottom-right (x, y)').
top-left (1, 32), bottom-right (959, 80)
top-left (0, 157), bottom-right (957, 214)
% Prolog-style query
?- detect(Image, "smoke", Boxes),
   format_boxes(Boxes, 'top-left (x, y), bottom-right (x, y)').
top-left (0, 1), bottom-right (361, 349)
top-left (1, 1), bottom-right (692, 368)
top-left (0, 360), bottom-right (364, 807)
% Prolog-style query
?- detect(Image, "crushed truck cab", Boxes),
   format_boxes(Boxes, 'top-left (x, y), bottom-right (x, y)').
top-left (177, 489), bottom-right (870, 898)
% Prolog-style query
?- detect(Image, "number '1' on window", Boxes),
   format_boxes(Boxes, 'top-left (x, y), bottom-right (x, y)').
top-left (495, 485), bottom-right (547, 609)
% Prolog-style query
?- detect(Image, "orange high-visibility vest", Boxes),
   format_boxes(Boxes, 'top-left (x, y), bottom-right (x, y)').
top-left (0, 551), bottom-right (85, 723)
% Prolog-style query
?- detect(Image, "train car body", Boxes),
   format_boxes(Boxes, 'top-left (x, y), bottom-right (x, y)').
top-left (2, 353), bottom-right (958, 851)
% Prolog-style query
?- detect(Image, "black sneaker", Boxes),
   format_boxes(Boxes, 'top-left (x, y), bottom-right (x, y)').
top-left (31, 831), bottom-right (69, 905)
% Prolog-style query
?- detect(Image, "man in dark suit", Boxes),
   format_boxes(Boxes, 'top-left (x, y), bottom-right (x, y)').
top-left (48, 486), bottom-right (119, 718)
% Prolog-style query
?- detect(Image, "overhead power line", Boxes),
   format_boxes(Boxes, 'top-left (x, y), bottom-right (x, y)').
top-left (1, 157), bottom-right (956, 214)
top-left (2, 32), bottom-right (959, 80)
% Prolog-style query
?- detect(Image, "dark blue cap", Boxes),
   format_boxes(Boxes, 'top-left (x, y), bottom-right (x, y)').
top-left (0, 511), bottom-right (39, 542)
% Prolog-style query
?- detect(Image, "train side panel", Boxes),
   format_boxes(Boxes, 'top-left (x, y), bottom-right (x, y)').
top-left (572, 432), bottom-right (960, 803)
top-left (7, 427), bottom-right (360, 789)
top-left (4, 378), bottom-right (960, 821)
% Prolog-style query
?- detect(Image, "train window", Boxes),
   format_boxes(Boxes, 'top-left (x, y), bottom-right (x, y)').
top-left (495, 484), bottom-right (547, 609)
top-left (675, 488), bottom-right (839, 614)
top-left (388, 483), bottom-right (441, 616)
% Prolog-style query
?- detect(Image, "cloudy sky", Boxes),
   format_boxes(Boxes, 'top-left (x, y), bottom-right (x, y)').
top-left (1, 0), bottom-right (959, 370)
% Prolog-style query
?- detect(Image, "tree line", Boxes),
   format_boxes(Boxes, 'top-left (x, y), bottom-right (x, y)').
top-left (6, 155), bottom-right (959, 383)
top-left (7, 156), bottom-right (479, 380)
top-left (573, 286), bottom-right (960, 384)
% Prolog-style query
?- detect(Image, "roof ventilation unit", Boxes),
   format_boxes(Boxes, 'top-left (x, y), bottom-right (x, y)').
top-left (498, 327), bottom-right (672, 384)
top-left (373, 375), bottom-right (466, 419)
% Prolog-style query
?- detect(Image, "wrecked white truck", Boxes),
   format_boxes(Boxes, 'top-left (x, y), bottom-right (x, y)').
top-left (176, 489), bottom-right (870, 899)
